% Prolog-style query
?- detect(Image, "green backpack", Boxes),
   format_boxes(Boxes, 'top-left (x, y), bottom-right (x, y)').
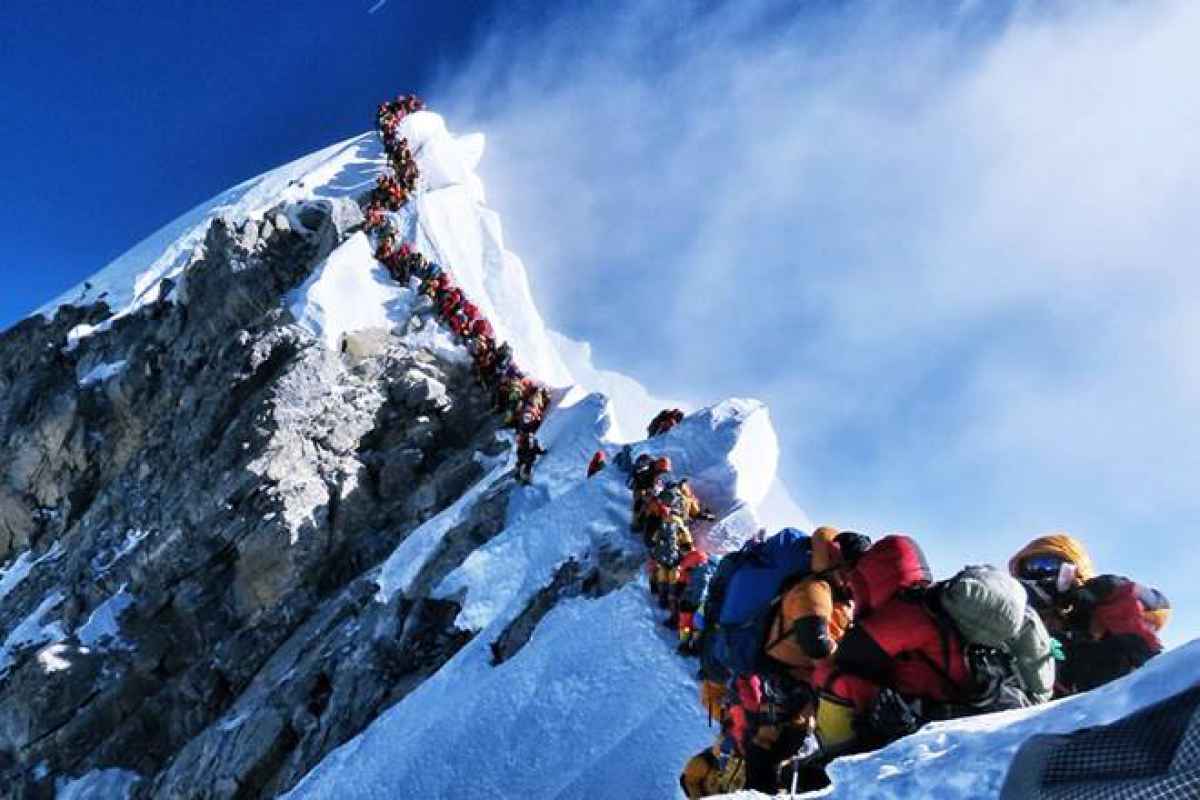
top-left (940, 565), bottom-right (1054, 704)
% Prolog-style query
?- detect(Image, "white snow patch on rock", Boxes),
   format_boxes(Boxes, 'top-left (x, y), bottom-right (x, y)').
top-left (35, 131), bottom-right (387, 326)
top-left (288, 233), bottom-right (411, 350)
top-left (78, 359), bottom-right (128, 388)
top-left (78, 586), bottom-right (136, 650)
top-left (56, 768), bottom-right (141, 800)
top-left (0, 590), bottom-right (66, 676)
top-left (374, 458), bottom-right (511, 603)
top-left (0, 552), bottom-right (36, 604)
top-left (36, 642), bottom-right (79, 674)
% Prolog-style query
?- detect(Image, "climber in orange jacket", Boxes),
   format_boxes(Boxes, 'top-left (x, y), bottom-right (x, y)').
top-left (731, 528), bottom-right (870, 794)
top-left (762, 527), bottom-right (868, 685)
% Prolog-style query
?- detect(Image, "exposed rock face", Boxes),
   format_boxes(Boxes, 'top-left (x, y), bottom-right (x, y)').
top-left (0, 201), bottom-right (515, 798)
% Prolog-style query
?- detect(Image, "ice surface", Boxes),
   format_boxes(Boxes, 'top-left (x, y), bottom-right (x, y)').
top-left (374, 456), bottom-right (510, 603)
top-left (56, 768), bottom-right (141, 800)
top-left (0, 591), bottom-right (66, 676)
top-left (437, 396), bottom-right (778, 634)
top-left (78, 586), bottom-right (136, 650)
top-left (503, 386), bottom-right (615, 524)
top-left (289, 390), bottom-right (782, 799)
top-left (284, 587), bottom-right (713, 800)
top-left (77, 359), bottom-right (128, 388)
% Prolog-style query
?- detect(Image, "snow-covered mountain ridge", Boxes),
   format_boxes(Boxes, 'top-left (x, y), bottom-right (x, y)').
top-left (0, 105), bottom-right (774, 798)
top-left (3, 103), bottom-right (1194, 800)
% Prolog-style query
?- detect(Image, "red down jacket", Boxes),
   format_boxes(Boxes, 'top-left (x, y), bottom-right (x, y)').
top-left (813, 536), bottom-right (971, 749)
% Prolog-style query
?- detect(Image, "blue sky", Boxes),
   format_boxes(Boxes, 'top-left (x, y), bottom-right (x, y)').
top-left (3, 1), bottom-right (1198, 644)
top-left (0, 0), bottom-right (518, 323)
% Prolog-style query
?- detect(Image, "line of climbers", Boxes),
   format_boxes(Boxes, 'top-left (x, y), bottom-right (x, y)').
top-left (365, 93), bottom-right (552, 484)
top-left (596, 411), bottom-right (1172, 797)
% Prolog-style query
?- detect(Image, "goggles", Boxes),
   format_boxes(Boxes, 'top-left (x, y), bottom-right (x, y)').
top-left (1020, 554), bottom-right (1069, 583)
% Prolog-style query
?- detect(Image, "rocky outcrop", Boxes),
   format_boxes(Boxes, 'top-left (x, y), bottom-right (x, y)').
top-left (0, 200), bottom-right (518, 798)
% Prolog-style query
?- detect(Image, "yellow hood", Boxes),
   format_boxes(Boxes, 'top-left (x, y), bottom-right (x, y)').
top-left (1008, 532), bottom-right (1095, 585)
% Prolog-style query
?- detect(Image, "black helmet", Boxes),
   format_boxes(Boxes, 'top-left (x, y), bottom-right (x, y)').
top-left (835, 531), bottom-right (872, 565)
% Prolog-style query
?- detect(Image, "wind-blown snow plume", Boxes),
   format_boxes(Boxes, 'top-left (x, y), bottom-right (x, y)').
top-left (434, 0), bottom-right (1200, 643)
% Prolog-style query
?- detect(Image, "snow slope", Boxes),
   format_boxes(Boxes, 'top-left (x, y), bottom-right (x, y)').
top-left (288, 586), bottom-right (712, 800)
top-left (287, 386), bottom-right (777, 799)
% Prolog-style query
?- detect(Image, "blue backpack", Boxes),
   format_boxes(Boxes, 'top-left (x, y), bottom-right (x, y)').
top-left (700, 528), bottom-right (812, 682)
top-left (681, 557), bottom-right (719, 612)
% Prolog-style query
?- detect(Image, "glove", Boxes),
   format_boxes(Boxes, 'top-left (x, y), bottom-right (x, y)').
top-left (863, 688), bottom-right (922, 743)
top-left (1050, 636), bottom-right (1066, 662)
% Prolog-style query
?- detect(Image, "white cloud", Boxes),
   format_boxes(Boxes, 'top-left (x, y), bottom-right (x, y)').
top-left (436, 0), bottom-right (1200, 644)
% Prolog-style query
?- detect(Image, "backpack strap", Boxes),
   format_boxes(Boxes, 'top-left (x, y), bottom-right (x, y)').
top-left (899, 588), bottom-right (965, 704)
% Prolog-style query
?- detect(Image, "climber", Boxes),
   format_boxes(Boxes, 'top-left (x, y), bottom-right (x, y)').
top-left (502, 379), bottom-right (527, 427)
top-left (1056, 575), bottom-right (1169, 694)
top-left (628, 456), bottom-right (672, 533)
top-left (648, 408), bottom-right (685, 438)
top-left (650, 515), bottom-right (693, 610)
top-left (447, 308), bottom-right (470, 338)
top-left (762, 528), bottom-right (869, 684)
top-left (1009, 533), bottom-right (1169, 695)
top-left (374, 175), bottom-right (407, 210)
top-left (676, 548), bottom-right (718, 655)
top-left (468, 317), bottom-right (494, 343)
top-left (681, 745), bottom-right (747, 799)
top-left (799, 535), bottom-right (947, 774)
top-left (586, 451), bottom-right (607, 478)
top-left (514, 433), bottom-right (546, 485)
top-left (791, 535), bottom-right (1054, 792)
top-left (663, 478), bottom-right (717, 523)
top-left (472, 345), bottom-right (496, 388)
top-left (720, 528), bottom-right (870, 795)
top-left (375, 232), bottom-right (396, 263)
top-left (516, 407), bottom-right (543, 435)
top-left (364, 200), bottom-right (388, 231)
top-left (493, 341), bottom-right (514, 377)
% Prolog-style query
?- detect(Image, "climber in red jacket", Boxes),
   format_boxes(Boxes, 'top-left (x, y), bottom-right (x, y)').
top-left (808, 536), bottom-right (962, 758)
top-left (1054, 576), bottom-right (1168, 694)
top-left (587, 451), bottom-right (607, 478)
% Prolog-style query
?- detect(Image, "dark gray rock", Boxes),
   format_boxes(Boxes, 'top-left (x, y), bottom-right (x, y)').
top-left (0, 200), bottom-right (508, 798)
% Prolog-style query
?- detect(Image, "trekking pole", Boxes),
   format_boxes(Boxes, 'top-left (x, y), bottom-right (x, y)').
top-left (790, 760), bottom-right (799, 799)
